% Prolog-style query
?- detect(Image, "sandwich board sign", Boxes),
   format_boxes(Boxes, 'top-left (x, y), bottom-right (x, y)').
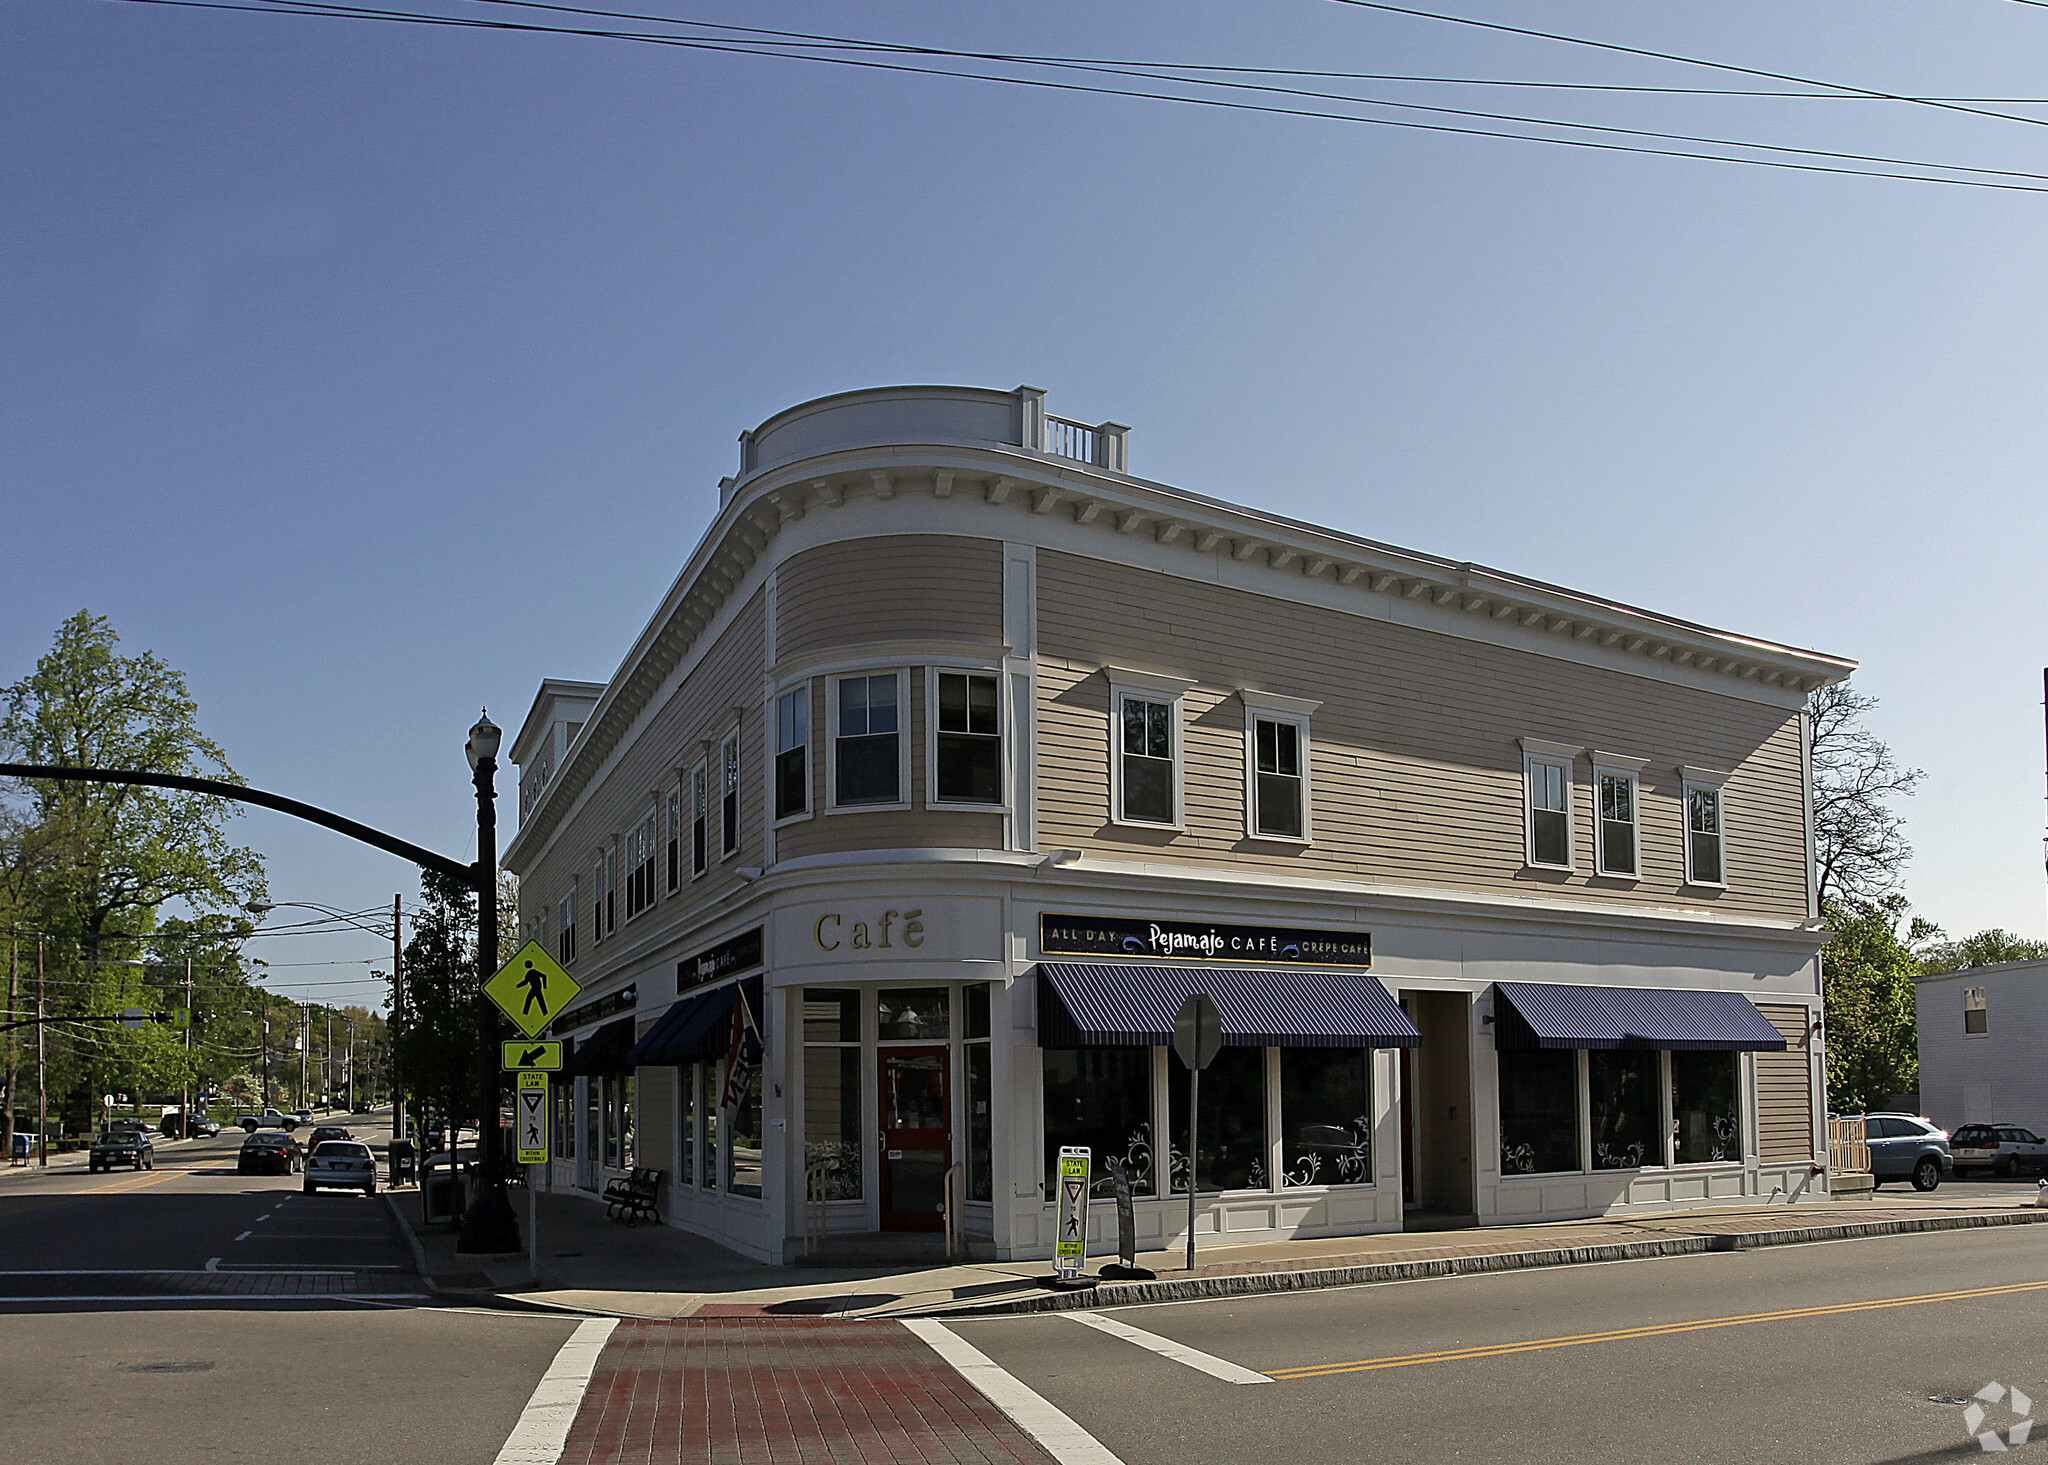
top-left (516, 1070), bottom-right (550, 1165)
top-left (1055, 1146), bottom-right (1091, 1279)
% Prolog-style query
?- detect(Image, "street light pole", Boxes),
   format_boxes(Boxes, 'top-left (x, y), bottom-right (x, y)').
top-left (458, 711), bottom-right (519, 1254)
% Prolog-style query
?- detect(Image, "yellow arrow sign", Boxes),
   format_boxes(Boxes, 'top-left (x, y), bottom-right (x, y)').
top-left (502, 1039), bottom-right (564, 1072)
top-left (484, 941), bottom-right (582, 1039)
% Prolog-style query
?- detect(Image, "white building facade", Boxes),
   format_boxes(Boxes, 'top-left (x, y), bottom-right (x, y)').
top-left (505, 385), bottom-right (1853, 1265)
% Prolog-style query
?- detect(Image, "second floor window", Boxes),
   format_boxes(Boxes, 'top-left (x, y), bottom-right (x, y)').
top-left (626, 807), bottom-right (656, 919)
top-left (666, 788), bottom-right (681, 892)
top-left (1119, 695), bottom-right (1176, 825)
top-left (558, 884), bottom-right (577, 963)
top-left (935, 671), bottom-right (1001, 804)
top-left (604, 845), bottom-right (618, 935)
top-left (776, 687), bottom-right (809, 819)
top-left (1251, 717), bottom-right (1305, 839)
top-left (1685, 783), bottom-right (1724, 885)
top-left (835, 673), bottom-right (900, 805)
top-left (1597, 771), bottom-right (1638, 877)
top-left (691, 762), bottom-right (708, 877)
top-left (1965, 986), bottom-right (1988, 1034)
top-left (721, 730), bottom-right (741, 856)
top-left (1526, 757), bottom-right (1572, 868)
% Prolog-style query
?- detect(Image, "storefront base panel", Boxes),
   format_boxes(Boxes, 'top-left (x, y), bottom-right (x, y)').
top-left (1486, 1162), bottom-right (1830, 1223)
top-left (1001, 1186), bottom-right (1401, 1261)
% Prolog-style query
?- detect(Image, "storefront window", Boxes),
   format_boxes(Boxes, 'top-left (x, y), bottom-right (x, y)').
top-left (966, 1043), bottom-right (993, 1202)
top-left (964, 983), bottom-right (990, 1041)
top-left (1672, 1050), bottom-right (1739, 1164)
top-left (803, 1047), bottom-right (862, 1201)
top-left (803, 989), bottom-right (860, 1044)
top-left (1043, 1048), bottom-right (1155, 1197)
top-left (602, 1078), bottom-right (620, 1169)
top-left (877, 987), bottom-right (950, 1040)
top-left (1590, 1051), bottom-right (1660, 1170)
top-left (619, 1076), bottom-right (635, 1170)
top-left (1497, 1049), bottom-right (1580, 1175)
top-left (1280, 1049), bottom-right (1371, 1187)
top-left (1170, 1047), bottom-right (1268, 1192)
top-left (727, 1055), bottom-right (762, 1198)
top-left (555, 1083), bottom-right (575, 1160)
top-left (700, 1062), bottom-right (718, 1190)
top-left (677, 1064), bottom-right (694, 1186)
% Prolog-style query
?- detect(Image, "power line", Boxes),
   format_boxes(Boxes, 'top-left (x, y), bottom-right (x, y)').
top-left (1326, 0), bottom-right (2048, 133)
top-left (98, 0), bottom-right (2048, 193)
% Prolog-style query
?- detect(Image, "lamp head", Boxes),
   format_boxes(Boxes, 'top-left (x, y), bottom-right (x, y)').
top-left (244, 900), bottom-right (276, 918)
top-left (466, 710), bottom-right (502, 770)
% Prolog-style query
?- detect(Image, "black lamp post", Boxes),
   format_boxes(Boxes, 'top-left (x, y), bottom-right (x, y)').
top-left (457, 711), bottom-right (520, 1254)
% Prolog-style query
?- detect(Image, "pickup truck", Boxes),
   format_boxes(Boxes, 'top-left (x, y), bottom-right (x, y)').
top-left (236, 1109), bottom-right (301, 1133)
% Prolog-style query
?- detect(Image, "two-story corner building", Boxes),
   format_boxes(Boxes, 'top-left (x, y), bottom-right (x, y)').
top-left (503, 384), bottom-right (1855, 1266)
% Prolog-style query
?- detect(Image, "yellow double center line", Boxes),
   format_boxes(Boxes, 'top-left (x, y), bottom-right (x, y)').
top-left (1267, 1278), bottom-right (2048, 1380)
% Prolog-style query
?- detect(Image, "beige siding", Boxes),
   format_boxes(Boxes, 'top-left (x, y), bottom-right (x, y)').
top-left (775, 665), bottom-right (1006, 861)
top-left (1755, 1003), bottom-right (1816, 1162)
top-left (519, 589), bottom-right (768, 979)
top-left (776, 536), bottom-right (1004, 661)
top-left (1036, 550), bottom-right (1810, 919)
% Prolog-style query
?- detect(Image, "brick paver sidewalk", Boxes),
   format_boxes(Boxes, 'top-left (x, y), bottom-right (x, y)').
top-left (557, 1318), bottom-right (1055, 1465)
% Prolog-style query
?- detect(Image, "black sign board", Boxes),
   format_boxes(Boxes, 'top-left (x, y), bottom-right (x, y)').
top-left (1040, 913), bottom-right (1371, 968)
top-left (679, 926), bottom-right (764, 991)
top-left (550, 983), bottom-right (635, 1037)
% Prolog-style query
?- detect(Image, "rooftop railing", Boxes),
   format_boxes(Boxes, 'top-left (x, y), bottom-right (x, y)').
top-left (1037, 410), bottom-right (1130, 472)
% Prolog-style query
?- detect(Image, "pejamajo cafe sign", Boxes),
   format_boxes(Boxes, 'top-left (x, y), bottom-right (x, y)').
top-left (1040, 913), bottom-right (1371, 968)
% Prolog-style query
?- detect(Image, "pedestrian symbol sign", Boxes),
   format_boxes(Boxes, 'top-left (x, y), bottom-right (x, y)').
top-left (1054, 1146), bottom-right (1091, 1278)
top-left (516, 1070), bottom-right (549, 1165)
top-left (502, 1040), bottom-right (564, 1072)
top-left (484, 941), bottom-right (582, 1039)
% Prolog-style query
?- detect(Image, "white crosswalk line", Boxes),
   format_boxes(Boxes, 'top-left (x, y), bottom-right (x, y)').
top-left (905, 1318), bottom-right (1124, 1465)
top-left (1066, 1312), bottom-right (1273, 1383)
top-left (490, 1316), bottom-right (618, 1465)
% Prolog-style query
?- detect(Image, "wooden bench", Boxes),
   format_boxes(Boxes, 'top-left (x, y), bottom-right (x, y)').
top-left (604, 1167), bottom-right (664, 1226)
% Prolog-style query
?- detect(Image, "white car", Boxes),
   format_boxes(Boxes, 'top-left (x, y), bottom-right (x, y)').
top-left (304, 1140), bottom-right (378, 1196)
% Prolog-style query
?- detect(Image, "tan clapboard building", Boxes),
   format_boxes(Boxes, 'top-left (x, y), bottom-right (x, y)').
top-left (504, 385), bottom-right (1852, 1265)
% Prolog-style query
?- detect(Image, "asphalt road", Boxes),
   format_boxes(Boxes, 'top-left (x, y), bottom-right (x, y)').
top-left (0, 1112), bottom-right (579, 1465)
top-left (949, 1225), bottom-right (2048, 1465)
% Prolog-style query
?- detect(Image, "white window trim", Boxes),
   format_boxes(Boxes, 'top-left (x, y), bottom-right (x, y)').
top-left (925, 662), bottom-right (1011, 812)
top-left (1106, 667), bottom-right (1194, 832)
top-left (665, 781), bottom-right (683, 895)
top-left (689, 755), bottom-right (710, 881)
top-left (1679, 765), bottom-right (1731, 889)
top-left (772, 680), bottom-right (815, 828)
top-left (1518, 738), bottom-right (1582, 871)
top-left (718, 724), bottom-right (743, 861)
top-left (625, 799), bottom-right (658, 923)
top-left (1241, 690), bottom-right (1320, 845)
top-left (1964, 985), bottom-right (1989, 1038)
top-left (826, 668), bottom-right (913, 814)
top-left (1590, 750), bottom-right (1648, 881)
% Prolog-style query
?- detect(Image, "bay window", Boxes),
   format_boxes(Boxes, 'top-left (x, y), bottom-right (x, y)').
top-left (933, 670), bottom-right (1002, 805)
top-left (832, 672), bottom-right (903, 806)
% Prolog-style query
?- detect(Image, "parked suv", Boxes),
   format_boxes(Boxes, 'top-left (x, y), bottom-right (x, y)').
top-left (1948, 1124), bottom-right (2048, 1177)
top-left (1862, 1113), bottom-right (1953, 1191)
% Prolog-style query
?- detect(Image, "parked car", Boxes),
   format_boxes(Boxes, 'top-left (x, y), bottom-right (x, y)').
top-left (308, 1126), bottom-right (353, 1148)
top-left (350, 1101), bottom-right (372, 1114)
top-left (1862, 1113), bottom-right (1953, 1191)
top-left (88, 1129), bottom-right (154, 1173)
top-left (237, 1130), bottom-right (303, 1175)
top-left (1948, 1124), bottom-right (2048, 1177)
top-left (304, 1140), bottom-right (377, 1196)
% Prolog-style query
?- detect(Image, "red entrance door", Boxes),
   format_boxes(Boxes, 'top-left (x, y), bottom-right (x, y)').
top-left (879, 1048), bottom-right (950, 1231)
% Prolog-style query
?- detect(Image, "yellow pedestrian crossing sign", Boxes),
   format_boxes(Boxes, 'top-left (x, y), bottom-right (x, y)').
top-left (502, 1040), bottom-right (564, 1072)
top-left (484, 941), bottom-right (582, 1039)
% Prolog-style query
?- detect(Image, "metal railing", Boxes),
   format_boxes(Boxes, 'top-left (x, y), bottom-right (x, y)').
top-left (1828, 1115), bottom-right (1871, 1176)
top-left (942, 1162), bottom-right (965, 1260)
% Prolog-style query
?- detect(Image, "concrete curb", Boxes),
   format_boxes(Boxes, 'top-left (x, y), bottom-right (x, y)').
top-left (924, 1208), bottom-right (2048, 1317)
top-left (382, 1190), bottom-right (435, 1283)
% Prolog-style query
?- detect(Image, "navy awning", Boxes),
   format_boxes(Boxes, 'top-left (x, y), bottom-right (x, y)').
top-left (1492, 982), bottom-right (1788, 1052)
top-left (560, 1018), bottom-right (637, 1077)
top-left (621, 977), bottom-right (763, 1066)
top-left (1036, 962), bottom-right (1419, 1049)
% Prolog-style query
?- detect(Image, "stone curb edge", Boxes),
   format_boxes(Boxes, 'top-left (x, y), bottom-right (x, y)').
top-left (922, 1209), bottom-right (2048, 1317)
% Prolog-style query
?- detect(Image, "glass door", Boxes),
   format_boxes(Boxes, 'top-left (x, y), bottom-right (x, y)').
top-left (879, 1047), bottom-right (950, 1231)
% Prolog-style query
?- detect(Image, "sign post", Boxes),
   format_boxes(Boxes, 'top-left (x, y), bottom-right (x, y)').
top-left (1171, 992), bottom-right (1222, 1274)
top-left (1055, 1146), bottom-right (1091, 1283)
top-left (516, 1071), bottom-right (549, 1282)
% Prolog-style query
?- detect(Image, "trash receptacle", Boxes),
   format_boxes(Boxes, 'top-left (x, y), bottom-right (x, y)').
top-left (389, 1139), bottom-right (417, 1187)
top-left (420, 1154), bottom-right (465, 1225)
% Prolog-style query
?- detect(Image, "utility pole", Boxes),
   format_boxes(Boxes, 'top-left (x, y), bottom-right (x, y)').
top-left (391, 893), bottom-right (406, 1142)
top-left (261, 1008), bottom-right (271, 1107)
top-left (299, 1004), bottom-right (309, 1110)
top-left (180, 952), bottom-right (192, 1131)
top-left (36, 935), bottom-right (46, 1167)
top-left (5, 926), bottom-right (16, 1164)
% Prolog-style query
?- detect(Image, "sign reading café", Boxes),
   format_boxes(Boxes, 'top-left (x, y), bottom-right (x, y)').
top-left (1040, 913), bottom-right (1372, 968)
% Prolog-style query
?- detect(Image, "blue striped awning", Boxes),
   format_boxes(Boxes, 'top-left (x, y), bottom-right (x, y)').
top-left (1492, 982), bottom-right (1787, 1052)
top-left (622, 977), bottom-right (762, 1067)
top-left (1036, 962), bottom-right (1419, 1049)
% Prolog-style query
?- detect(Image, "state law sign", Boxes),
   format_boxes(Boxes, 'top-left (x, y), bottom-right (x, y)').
top-left (516, 1071), bottom-right (550, 1166)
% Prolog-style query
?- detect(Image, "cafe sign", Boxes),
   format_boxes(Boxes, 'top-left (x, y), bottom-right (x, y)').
top-left (1040, 912), bottom-right (1371, 968)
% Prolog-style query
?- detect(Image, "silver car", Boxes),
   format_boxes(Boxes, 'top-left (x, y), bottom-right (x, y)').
top-left (1949, 1124), bottom-right (2048, 1177)
top-left (304, 1140), bottom-right (377, 1196)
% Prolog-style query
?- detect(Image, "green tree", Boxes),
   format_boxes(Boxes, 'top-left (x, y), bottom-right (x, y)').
top-left (1914, 926), bottom-right (2048, 975)
top-left (388, 871), bottom-right (514, 1150)
top-left (1820, 896), bottom-right (1921, 1114)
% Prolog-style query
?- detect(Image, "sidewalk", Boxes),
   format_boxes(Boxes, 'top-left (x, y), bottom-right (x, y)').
top-left (389, 1183), bottom-right (2048, 1320)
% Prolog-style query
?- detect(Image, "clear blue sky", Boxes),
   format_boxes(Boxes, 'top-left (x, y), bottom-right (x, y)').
top-left (7, 1), bottom-right (2048, 1007)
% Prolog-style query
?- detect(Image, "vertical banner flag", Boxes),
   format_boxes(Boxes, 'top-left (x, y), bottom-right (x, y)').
top-left (516, 1071), bottom-right (550, 1165)
top-left (1055, 1146), bottom-right (1091, 1278)
top-left (720, 986), bottom-right (760, 1114)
